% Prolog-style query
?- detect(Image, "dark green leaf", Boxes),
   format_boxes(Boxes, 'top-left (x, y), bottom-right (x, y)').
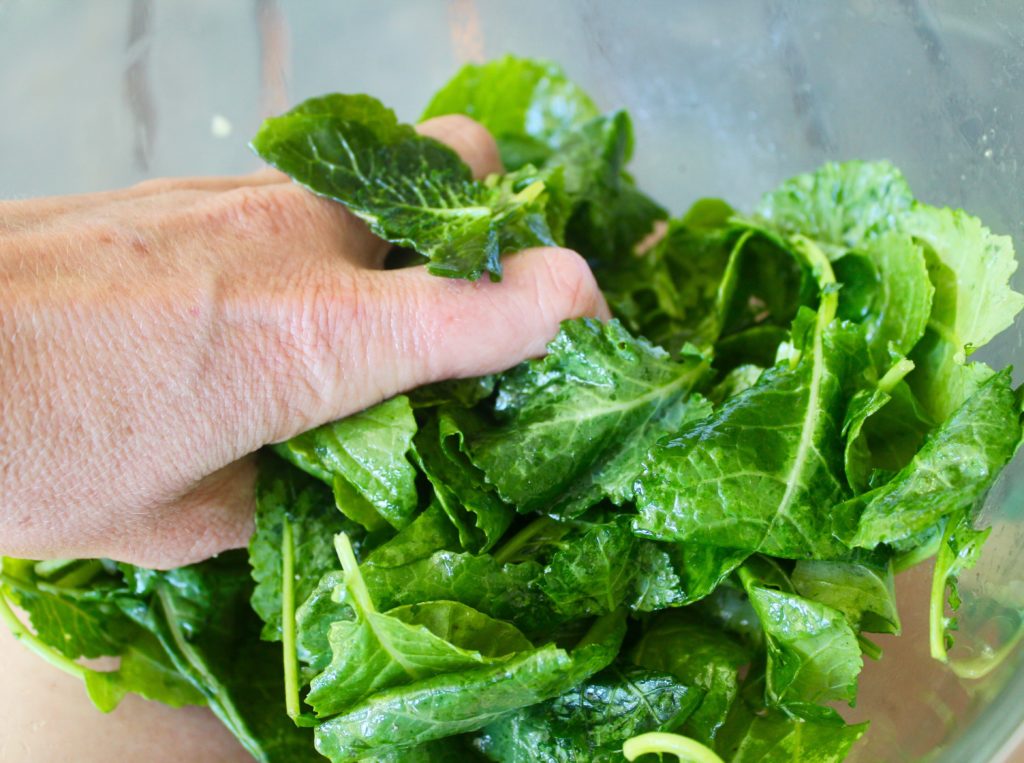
top-left (250, 453), bottom-right (359, 641)
top-left (253, 94), bottom-right (559, 280)
top-left (466, 318), bottom-right (711, 518)
top-left (630, 612), bottom-right (750, 745)
top-left (635, 300), bottom-right (864, 559)
top-left (474, 664), bottom-right (702, 762)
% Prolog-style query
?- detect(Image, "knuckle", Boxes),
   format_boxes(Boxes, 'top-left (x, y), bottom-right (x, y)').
top-left (536, 247), bottom-right (602, 319)
top-left (205, 184), bottom-right (310, 238)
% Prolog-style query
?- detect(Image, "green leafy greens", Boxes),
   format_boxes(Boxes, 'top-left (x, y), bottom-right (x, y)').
top-left (4, 55), bottom-right (1023, 763)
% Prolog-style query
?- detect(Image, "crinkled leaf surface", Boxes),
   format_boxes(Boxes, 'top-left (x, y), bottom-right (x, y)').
top-left (249, 454), bottom-right (358, 640)
top-left (630, 612), bottom-right (750, 745)
top-left (635, 306), bottom-right (863, 559)
top-left (466, 318), bottom-right (711, 518)
top-left (474, 664), bottom-right (701, 763)
top-left (275, 395), bottom-right (419, 531)
top-left (252, 93), bottom-right (558, 280)
top-left (835, 368), bottom-right (1021, 548)
top-left (754, 160), bottom-right (914, 258)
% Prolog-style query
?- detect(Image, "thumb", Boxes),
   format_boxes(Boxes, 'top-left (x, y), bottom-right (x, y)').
top-left (361, 246), bottom-right (611, 395)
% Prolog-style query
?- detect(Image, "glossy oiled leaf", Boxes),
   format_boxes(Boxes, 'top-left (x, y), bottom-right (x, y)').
top-left (361, 551), bottom-right (554, 637)
top-left (313, 612), bottom-right (626, 762)
top-left (466, 318), bottom-right (711, 518)
top-left (635, 306), bottom-right (863, 559)
top-left (252, 94), bottom-right (558, 280)
top-left (835, 368), bottom-right (1021, 549)
top-left (275, 395), bottom-right (419, 531)
top-left (721, 711), bottom-right (868, 763)
top-left (413, 411), bottom-right (514, 552)
top-left (421, 55), bottom-right (600, 170)
top-left (307, 600), bottom-right (530, 718)
top-left (474, 664), bottom-right (702, 762)
top-left (743, 581), bottom-right (862, 713)
top-left (630, 612), bottom-right (750, 745)
top-left (792, 557), bottom-right (900, 635)
top-left (249, 454), bottom-right (358, 641)
top-left (306, 534), bottom-right (532, 717)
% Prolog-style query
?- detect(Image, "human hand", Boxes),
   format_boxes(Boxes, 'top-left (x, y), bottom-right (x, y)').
top-left (0, 115), bottom-right (608, 569)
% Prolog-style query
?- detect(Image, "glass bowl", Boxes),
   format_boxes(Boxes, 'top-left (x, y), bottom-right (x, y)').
top-left (2, 1), bottom-right (1022, 760)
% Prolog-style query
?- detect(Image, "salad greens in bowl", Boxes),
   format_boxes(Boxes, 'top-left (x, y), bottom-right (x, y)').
top-left (3, 56), bottom-right (1023, 763)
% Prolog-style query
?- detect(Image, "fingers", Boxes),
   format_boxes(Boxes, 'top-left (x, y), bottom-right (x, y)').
top-left (416, 115), bottom-right (503, 179)
top-left (267, 247), bottom-right (609, 440)
top-left (388, 247), bottom-right (610, 384)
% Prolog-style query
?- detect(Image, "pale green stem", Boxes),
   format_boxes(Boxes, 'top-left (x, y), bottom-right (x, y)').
top-left (929, 519), bottom-right (956, 662)
top-left (623, 732), bottom-right (725, 763)
top-left (492, 516), bottom-right (556, 565)
top-left (0, 588), bottom-right (86, 681)
top-left (334, 533), bottom-right (374, 614)
top-left (281, 519), bottom-right (300, 720)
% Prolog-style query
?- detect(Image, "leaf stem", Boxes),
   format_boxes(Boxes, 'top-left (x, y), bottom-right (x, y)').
top-left (492, 516), bottom-right (556, 565)
top-left (281, 518), bottom-right (300, 721)
top-left (334, 533), bottom-right (374, 614)
top-left (622, 731), bottom-right (725, 763)
top-left (0, 588), bottom-right (87, 681)
top-left (929, 518), bottom-right (956, 662)
top-left (858, 633), bottom-right (883, 660)
top-left (950, 620), bottom-right (1024, 680)
top-left (893, 529), bottom-right (942, 573)
top-left (52, 559), bottom-right (105, 590)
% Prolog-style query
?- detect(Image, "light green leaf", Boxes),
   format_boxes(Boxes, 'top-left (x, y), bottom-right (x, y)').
top-left (835, 368), bottom-right (1021, 548)
top-left (276, 395), bottom-right (419, 531)
top-left (421, 55), bottom-right (600, 170)
top-left (313, 611), bottom-right (626, 762)
top-left (792, 557), bottom-right (900, 635)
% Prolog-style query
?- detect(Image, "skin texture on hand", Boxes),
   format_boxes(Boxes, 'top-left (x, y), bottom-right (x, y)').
top-left (0, 114), bottom-right (608, 570)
